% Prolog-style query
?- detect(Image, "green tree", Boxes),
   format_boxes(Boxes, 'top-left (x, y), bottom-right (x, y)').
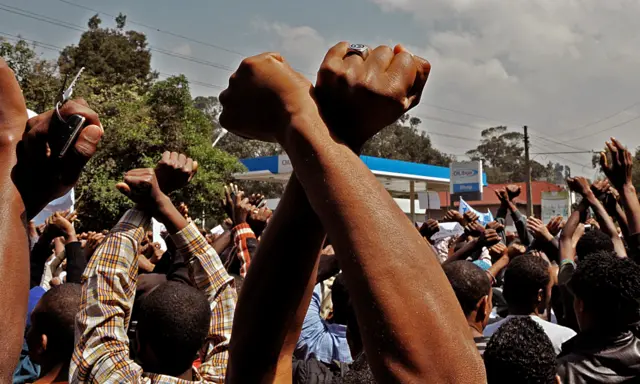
top-left (59, 14), bottom-right (157, 88)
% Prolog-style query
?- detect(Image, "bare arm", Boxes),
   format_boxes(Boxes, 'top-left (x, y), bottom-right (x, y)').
top-left (226, 177), bottom-right (325, 383)
top-left (583, 190), bottom-right (627, 257)
top-left (0, 60), bottom-right (34, 380)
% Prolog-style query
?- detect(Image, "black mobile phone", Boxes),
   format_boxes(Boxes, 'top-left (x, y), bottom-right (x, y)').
top-left (49, 111), bottom-right (87, 159)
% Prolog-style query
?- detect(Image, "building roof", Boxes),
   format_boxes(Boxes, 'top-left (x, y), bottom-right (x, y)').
top-left (236, 155), bottom-right (487, 194)
top-left (438, 181), bottom-right (565, 208)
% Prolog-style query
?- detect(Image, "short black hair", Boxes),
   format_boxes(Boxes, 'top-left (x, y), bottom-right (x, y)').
top-left (569, 251), bottom-right (640, 327)
top-left (137, 281), bottom-right (211, 376)
top-left (576, 229), bottom-right (614, 259)
top-left (503, 255), bottom-right (550, 309)
top-left (443, 261), bottom-right (491, 317)
top-left (484, 317), bottom-right (557, 384)
top-left (32, 283), bottom-right (82, 359)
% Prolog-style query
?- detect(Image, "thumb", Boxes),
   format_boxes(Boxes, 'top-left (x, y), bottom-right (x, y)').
top-left (116, 182), bottom-right (131, 197)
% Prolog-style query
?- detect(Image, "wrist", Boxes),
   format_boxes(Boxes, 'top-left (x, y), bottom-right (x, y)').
top-left (153, 196), bottom-right (189, 234)
top-left (277, 110), bottom-right (333, 155)
top-left (65, 233), bottom-right (78, 244)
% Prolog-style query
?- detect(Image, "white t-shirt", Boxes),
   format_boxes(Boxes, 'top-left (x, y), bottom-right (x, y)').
top-left (483, 314), bottom-right (577, 355)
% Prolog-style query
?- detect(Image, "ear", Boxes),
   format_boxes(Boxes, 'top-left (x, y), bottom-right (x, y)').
top-left (476, 295), bottom-right (489, 321)
top-left (40, 333), bottom-right (48, 353)
top-left (537, 288), bottom-right (544, 304)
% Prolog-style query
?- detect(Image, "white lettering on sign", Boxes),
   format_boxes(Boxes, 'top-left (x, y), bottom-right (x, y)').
top-left (277, 154), bottom-right (293, 174)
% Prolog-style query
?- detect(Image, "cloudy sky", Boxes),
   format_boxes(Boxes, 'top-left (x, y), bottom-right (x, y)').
top-left (3, 0), bottom-right (640, 176)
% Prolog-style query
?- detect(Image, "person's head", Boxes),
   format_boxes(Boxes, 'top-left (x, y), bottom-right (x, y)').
top-left (484, 317), bottom-right (559, 384)
top-left (569, 251), bottom-right (640, 331)
top-left (136, 281), bottom-right (211, 376)
top-left (575, 229), bottom-right (614, 259)
top-left (443, 261), bottom-right (493, 332)
top-left (331, 273), bottom-right (350, 326)
top-left (27, 283), bottom-right (82, 367)
top-left (503, 255), bottom-right (551, 315)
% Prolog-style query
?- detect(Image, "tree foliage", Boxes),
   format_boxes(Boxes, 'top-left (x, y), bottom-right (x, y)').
top-left (59, 14), bottom-right (157, 88)
top-left (466, 126), bottom-right (568, 184)
top-left (4, 19), bottom-right (242, 230)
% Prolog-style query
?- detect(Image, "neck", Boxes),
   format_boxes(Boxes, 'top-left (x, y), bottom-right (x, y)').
top-left (468, 323), bottom-right (484, 338)
top-left (507, 305), bottom-right (538, 317)
top-left (38, 362), bottom-right (68, 383)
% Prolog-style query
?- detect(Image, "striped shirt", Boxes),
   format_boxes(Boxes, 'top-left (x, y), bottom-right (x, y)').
top-left (475, 336), bottom-right (490, 356)
top-left (70, 209), bottom-right (237, 383)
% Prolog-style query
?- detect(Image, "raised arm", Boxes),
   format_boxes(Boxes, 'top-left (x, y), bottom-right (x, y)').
top-left (600, 138), bottom-right (640, 260)
top-left (70, 208), bottom-right (150, 383)
top-left (219, 44), bottom-right (485, 383)
top-left (0, 59), bottom-right (103, 380)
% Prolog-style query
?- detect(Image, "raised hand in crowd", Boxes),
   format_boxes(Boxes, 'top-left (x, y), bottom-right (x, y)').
top-left (44, 210), bottom-right (78, 244)
top-left (546, 216), bottom-right (564, 237)
top-left (506, 184), bottom-right (521, 201)
top-left (464, 221), bottom-right (485, 237)
top-left (601, 138), bottom-right (640, 259)
top-left (527, 216), bottom-right (554, 243)
top-left (464, 210), bottom-right (479, 225)
top-left (224, 185), bottom-right (252, 226)
top-left (247, 205), bottom-right (272, 237)
top-left (443, 209), bottom-right (464, 224)
top-left (222, 43), bottom-right (485, 383)
top-left (177, 202), bottom-right (190, 220)
top-left (486, 220), bottom-right (505, 233)
top-left (478, 228), bottom-right (501, 248)
top-left (83, 231), bottom-right (105, 261)
top-left (568, 176), bottom-right (626, 257)
top-left (419, 219), bottom-right (440, 241)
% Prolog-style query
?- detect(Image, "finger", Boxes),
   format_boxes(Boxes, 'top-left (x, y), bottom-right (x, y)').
top-left (387, 51), bottom-right (417, 103)
top-left (177, 153), bottom-right (187, 168)
top-left (115, 182), bottom-right (131, 197)
top-left (161, 151), bottom-right (171, 164)
top-left (600, 152), bottom-right (609, 172)
top-left (364, 45), bottom-right (394, 71)
top-left (344, 45), bottom-right (369, 67)
top-left (224, 186), bottom-right (231, 203)
top-left (60, 124), bottom-right (103, 186)
top-left (192, 160), bottom-right (199, 173)
top-left (170, 152), bottom-right (179, 164)
top-left (183, 158), bottom-right (194, 176)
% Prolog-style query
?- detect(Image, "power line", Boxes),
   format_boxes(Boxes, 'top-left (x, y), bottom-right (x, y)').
top-left (54, 0), bottom-right (317, 78)
top-left (0, 3), bottom-right (240, 74)
top-left (557, 100), bottom-right (640, 138)
top-left (569, 114), bottom-right (640, 142)
top-left (55, 0), bottom-right (247, 57)
top-left (530, 134), bottom-right (591, 152)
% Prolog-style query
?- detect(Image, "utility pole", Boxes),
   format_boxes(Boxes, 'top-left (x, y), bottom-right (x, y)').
top-left (524, 125), bottom-right (533, 217)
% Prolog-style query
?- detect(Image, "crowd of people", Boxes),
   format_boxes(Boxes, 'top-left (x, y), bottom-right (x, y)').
top-left (0, 41), bottom-right (639, 384)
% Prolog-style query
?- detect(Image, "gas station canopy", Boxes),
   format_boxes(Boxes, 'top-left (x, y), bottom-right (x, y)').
top-left (233, 155), bottom-right (480, 194)
top-left (233, 155), bottom-right (487, 220)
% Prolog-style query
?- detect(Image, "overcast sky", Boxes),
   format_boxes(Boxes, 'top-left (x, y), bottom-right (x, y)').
top-left (3, 0), bottom-right (640, 176)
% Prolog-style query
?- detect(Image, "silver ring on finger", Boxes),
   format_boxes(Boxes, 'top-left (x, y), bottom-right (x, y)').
top-left (346, 43), bottom-right (369, 60)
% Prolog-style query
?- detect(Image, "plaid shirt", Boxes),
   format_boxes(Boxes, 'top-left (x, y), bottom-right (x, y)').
top-left (70, 209), bottom-right (237, 383)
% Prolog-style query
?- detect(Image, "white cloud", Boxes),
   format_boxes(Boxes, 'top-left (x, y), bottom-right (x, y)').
top-left (250, 3), bottom-right (640, 174)
top-left (251, 20), bottom-right (329, 75)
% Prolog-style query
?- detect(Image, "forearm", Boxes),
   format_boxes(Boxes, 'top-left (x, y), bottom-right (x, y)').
top-left (227, 176), bottom-right (324, 382)
top-left (0, 173), bottom-right (29, 381)
top-left (585, 193), bottom-right (627, 256)
top-left (487, 256), bottom-right (509, 284)
top-left (620, 184), bottom-right (640, 235)
top-left (231, 223), bottom-right (257, 278)
top-left (560, 203), bottom-right (586, 263)
top-left (282, 118), bottom-right (484, 383)
top-left (445, 238), bottom-right (480, 264)
top-left (511, 209), bottom-right (533, 246)
top-left (614, 202), bottom-right (630, 239)
top-left (30, 235), bottom-right (53, 287)
top-left (65, 241), bottom-right (86, 283)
